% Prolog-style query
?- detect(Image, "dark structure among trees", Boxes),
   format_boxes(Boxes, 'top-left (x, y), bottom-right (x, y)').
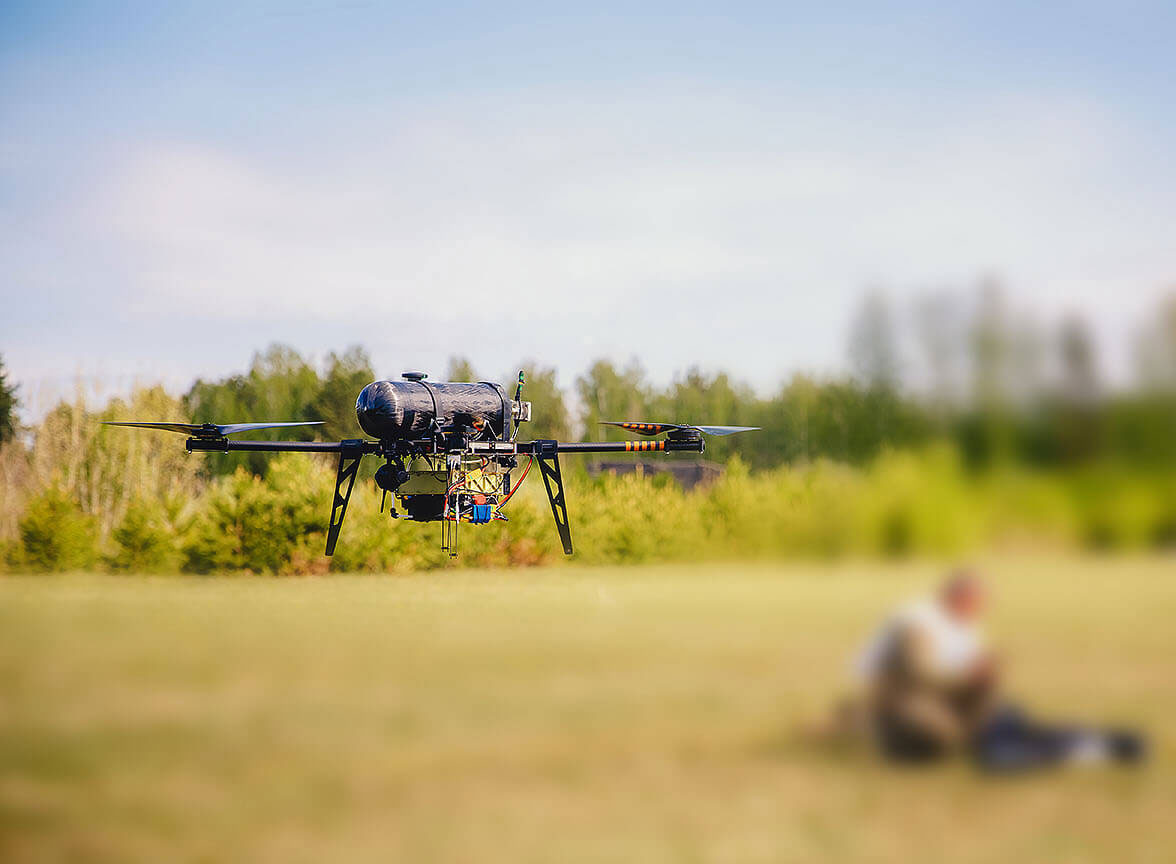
top-left (588, 459), bottom-right (725, 490)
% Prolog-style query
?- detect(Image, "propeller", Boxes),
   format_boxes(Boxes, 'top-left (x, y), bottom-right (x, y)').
top-left (103, 421), bottom-right (323, 439)
top-left (600, 421), bottom-right (760, 437)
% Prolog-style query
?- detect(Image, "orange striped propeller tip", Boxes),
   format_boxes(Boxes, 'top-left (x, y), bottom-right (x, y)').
top-left (600, 421), bottom-right (760, 437)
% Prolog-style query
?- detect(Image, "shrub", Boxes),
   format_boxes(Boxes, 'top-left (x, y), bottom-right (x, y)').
top-left (108, 498), bottom-right (180, 572)
top-left (181, 457), bottom-right (331, 574)
top-left (17, 486), bottom-right (98, 571)
top-left (114, 442), bottom-right (1176, 574)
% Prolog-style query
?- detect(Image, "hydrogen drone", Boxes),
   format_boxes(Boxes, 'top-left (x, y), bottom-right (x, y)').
top-left (106, 371), bottom-right (757, 557)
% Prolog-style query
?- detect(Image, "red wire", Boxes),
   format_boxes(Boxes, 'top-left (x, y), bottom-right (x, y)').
top-left (442, 478), bottom-right (464, 521)
top-left (445, 456), bottom-right (533, 521)
top-left (496, 457), bottom-right (533, 509)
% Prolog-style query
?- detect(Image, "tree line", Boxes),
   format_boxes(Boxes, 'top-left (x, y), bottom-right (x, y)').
top-left (2, 284), bottom-right (1175, 572)
top-left (174, 288), bottom-right (1176, 474)
top-left (4, 285), bottom-right (1176, 477)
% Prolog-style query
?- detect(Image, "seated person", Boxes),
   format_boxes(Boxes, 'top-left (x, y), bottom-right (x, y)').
top-left (852, 570), bottom-right (1144, 770)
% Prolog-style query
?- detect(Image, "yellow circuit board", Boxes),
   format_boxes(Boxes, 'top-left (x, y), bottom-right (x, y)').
top-left (395, 456), bottom-right (506, 496)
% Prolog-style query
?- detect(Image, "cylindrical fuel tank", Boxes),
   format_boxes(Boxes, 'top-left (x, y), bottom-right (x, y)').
top-left (355, 380), bottom-right (510, 441)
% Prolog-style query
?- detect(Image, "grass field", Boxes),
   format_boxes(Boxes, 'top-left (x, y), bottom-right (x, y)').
top-left (1, 557), bottom-right (1173, 863)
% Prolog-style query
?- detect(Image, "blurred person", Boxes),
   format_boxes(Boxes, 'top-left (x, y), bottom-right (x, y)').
top-left (849, 570), bottom-right (1145, 771)
top-left (855, 570), bottom-right (995, 760)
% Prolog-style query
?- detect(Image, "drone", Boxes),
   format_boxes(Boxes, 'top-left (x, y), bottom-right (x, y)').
top-left (106, 371), bottom-right (757, 558)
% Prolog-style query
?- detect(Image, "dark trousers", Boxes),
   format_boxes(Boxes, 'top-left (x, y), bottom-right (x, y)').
top-left (879, 704), bottom-right (1143, 771)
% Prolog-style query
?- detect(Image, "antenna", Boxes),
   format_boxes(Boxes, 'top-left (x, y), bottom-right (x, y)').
top-left (511, 370), bottom-right (525, 442)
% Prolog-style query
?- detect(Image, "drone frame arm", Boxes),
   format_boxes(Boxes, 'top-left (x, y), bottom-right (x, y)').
top-left (497, 438), bottom-right (705, 456)
top-left (185, 438), bottom-right (382, 454)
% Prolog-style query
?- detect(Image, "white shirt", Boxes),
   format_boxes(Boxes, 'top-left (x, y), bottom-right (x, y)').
top-left (855, 597), bottom-right (985, 682)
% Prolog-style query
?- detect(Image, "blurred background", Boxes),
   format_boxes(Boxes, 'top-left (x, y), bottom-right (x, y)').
top-left (2, 2), bottom-right (1175, 570)
top-left (2, 3), bottom-right (1175, 862)
top-left (4, 284), bottom-right (1176, 572)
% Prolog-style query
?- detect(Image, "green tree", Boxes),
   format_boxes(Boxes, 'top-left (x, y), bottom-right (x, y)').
top-left (0, 355), bottom-right (17, 445)
top-left (961, 282), bottom-right (1017, 466)
top-left (510, 362), bottom-right (571, 441)
top-left (1046, 316), bottom-right (1103, 463)
top-left (18, 486), bottom-right (98, 571)
top-left (108, 497), bottom-right (179, 572)
top-left (575, 360), bottom-right (652, 441)
top-left (311, 346), bottom-right (375, 441)
top-left (244, 344), bottom-right (321, 428)
top-left (1135, 294), bottom-right (1176, 391)
top-left (848, 291), bottom-right (901, 392)
top-left (181, 457), bottom-right (327, 574)
top-left (658, 367), bottom-right (756, 462)
top-left (185, 344), bottom-right (322, 475)
top-left (446, 356), bottom-right (478, 381)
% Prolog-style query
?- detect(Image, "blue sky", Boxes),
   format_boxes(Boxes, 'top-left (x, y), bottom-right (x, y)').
top-left (2, 2), bottom-right (1175, 416)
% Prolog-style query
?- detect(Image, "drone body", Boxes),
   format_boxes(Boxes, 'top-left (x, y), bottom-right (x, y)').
top-left (106, 371), bottom-right (757, 558)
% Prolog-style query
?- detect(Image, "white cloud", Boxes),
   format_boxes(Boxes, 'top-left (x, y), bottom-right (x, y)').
top-left (15, 86), bottom-right (1176, 395)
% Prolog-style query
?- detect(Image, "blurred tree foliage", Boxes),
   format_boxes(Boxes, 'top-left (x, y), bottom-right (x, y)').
top-left (576, 360), bottom-right (653, 441)
top-left (446, 356), bottom-right (478, 382)
top-left (4, 288), bottom-right (1176, 573)
top-left (186, 345), bottom-right (322, 476)
top-left (511, 362), bottom-right (570, 441)
top-left (0, 355), bottom-right (17, 445)
top-left (107, 497), bottom-right (181, 572)
top-left (310, 347), bottom-right (375, 441)
top-left (0, 386), bottom-right (200, 545)
top-left (181, 460), bottom-right (327, 574)
top-left (17, 486), bottom-right (98, 571)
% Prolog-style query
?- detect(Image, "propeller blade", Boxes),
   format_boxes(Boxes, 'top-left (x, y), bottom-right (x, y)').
top-left (692, 425), bottom-right (761, 437)
top-left (103, 421), bottom-right (323, 438)
top-left (600, 421), bottom-right (759, 437)
top-left (215, 422), bottom-right (324, 436)
top-left (103, 421), bottom-right (213, 436)
top-left (600, 421), bottom-right (686, 437)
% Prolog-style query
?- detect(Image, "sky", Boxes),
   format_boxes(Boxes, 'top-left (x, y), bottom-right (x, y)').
top-left (2, 1), bottom-right (1175, 418)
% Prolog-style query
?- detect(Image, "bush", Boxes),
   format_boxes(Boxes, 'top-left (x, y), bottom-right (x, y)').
top-left (1069, 469), bottom-right (1171, 552)
top-left (108, 498), bottom-right (180, 572)
top-left (10, 437), bottom-right (1174, 576)
top-left (181, 457), bottom-right (330, 574)
top-left (17, 487), bottom-right (98, 571)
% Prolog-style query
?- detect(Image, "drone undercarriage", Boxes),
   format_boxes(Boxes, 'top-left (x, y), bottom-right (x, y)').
top-left (360, 438), bottom-right (573, 557)
top-left (381, 452), bottom-right (519, 556)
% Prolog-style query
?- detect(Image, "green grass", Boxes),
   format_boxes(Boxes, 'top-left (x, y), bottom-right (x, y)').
top-left (1, 557), bottom-right (1173, 863)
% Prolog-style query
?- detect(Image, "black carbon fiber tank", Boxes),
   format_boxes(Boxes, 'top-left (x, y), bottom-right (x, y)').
top-left (355, 380), bottom-right (510, 440)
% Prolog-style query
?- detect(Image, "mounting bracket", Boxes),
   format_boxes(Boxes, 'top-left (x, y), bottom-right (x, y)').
top-left (535, 440), bottom-right (573, 555)
top-left (325, 440), bottom-right (365, 556)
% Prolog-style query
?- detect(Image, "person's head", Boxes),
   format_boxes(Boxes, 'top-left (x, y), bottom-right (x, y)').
top-left (939, 569), bottom-right (987, 621)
